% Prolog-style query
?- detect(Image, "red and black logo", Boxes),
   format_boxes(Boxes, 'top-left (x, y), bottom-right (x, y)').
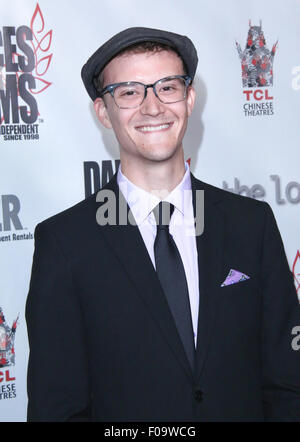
top-left (0, 308), bottom-right (18, 400)
top-left (293, 250), bottom-right (300, 299)
top-left (0, 307), bottom-right (18, 368)
top-left (0, 3), bottom-right (52, 140)
top-left (236, 21), bottom-right (277, 117)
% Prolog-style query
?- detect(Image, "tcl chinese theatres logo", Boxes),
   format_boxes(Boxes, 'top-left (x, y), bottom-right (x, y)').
top-left (0, 2), bottom-right (52, 126)
top-left (0, 308), bottom-right (18, 368)
top-left (236, 20), bottom-right (278, 117)
top-left (236, 20), bottom-right (277, 88)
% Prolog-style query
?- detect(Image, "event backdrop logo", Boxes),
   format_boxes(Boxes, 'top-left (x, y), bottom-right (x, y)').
top-left (236, 21), bottom-right (277, 117)
top-left (0, 3), bottom-right (52, 141)
top-left (0, 194), bottom-right (34, 243)
top-left (0, 308), bottom-right (18, 368)
top-left (0, 307), bottom-right (18, 401)
top-left (293, 250), bottom-right (300, 298)
top-left (223, 175), bottom-right (300, 205)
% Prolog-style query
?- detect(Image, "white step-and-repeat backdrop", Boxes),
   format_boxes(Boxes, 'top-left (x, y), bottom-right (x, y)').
top-left (1, 0), bottom-right (299, 421)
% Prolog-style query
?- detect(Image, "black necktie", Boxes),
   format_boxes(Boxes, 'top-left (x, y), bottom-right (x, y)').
top-left (153, 201), bottom-right (195, 372)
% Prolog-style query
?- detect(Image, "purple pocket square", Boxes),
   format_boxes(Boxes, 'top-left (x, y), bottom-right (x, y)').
top-left (221, 269), bottom-right (250, 287)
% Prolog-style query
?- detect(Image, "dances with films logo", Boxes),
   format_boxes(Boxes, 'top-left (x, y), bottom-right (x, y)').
top-left (0, 308), bottom-right (18, 401)
top-left (236, 20), bottom-right (277, 117)
top-left (0, 3), bottom-right (53, 141)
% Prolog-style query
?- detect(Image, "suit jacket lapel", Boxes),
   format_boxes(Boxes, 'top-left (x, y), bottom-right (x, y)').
top-left (190, 173), bottom-right (225, 383)
top-left (97, 173), bottom-right (195, 383)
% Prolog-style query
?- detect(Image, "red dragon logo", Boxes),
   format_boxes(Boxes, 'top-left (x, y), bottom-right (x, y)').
top-left (0, 308), bottom-right (18, 368)
top-left (236, 20), bottom-right (278, 88)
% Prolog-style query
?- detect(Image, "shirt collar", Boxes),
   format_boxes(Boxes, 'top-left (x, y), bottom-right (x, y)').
top-left (117, 161), bottom-right (192, 225)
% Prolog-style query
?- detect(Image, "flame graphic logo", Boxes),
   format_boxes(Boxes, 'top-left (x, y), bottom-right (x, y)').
top-left (11, 2), bottom-right (53, 94)
top-left (29, 3), bottom-right (53, 94)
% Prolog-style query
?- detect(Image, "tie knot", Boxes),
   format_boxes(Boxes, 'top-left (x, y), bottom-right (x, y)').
top-left (153, 202), bottom-right (175, 230)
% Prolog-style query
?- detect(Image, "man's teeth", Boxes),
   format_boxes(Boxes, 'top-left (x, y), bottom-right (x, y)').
top-left (137, 124), bottom-right (171, 132)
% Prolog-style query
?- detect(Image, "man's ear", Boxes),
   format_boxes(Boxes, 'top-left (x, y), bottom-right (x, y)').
top-left (94, 97), bottom-right (112, 129)
top-left (186, 85), bottom-right (196, 117)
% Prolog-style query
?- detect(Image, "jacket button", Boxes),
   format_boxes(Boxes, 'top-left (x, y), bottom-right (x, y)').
top-left (195, 390), bottom-right (203, 402)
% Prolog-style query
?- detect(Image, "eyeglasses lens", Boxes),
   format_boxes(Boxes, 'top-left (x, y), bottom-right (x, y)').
top-left (114, 77), bottom-right (187, 108)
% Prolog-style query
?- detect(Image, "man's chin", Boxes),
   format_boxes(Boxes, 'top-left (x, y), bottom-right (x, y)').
top-left (138, 147), bottom-right (180, 164)
top-left (138, 153), bottom-right (180, 164)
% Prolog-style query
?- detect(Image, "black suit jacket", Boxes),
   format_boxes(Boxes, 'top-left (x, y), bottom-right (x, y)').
top-left (25, 172), bottom-right (300, 421)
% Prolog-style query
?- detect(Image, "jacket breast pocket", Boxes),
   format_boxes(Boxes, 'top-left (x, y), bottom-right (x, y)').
top-left (217, 277), bottom-right (260, 304)
top-left (215, 277), bottom-right (260, 329)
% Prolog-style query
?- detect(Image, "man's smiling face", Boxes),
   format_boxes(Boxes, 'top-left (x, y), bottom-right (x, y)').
top-left (94, 49), bottom-right (195, 167)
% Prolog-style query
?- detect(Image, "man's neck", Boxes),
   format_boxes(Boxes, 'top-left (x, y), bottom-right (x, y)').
top-left (120, 152), bottom-right (186, 198)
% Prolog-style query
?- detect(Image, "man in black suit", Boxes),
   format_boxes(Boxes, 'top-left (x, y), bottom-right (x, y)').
top-left (26, 27), bottom-right (300, 421)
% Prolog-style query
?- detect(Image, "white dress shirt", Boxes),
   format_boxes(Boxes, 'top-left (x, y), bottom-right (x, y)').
top-left (117, 162), bottom-right (199, 347)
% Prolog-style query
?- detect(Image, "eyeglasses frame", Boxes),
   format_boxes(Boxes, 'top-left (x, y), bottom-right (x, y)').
top-left (98, 75), bottom-right (192, 109)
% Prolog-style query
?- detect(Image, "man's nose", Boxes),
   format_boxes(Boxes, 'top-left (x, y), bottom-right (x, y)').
top-left (140, 87), bottom-right (165, 116)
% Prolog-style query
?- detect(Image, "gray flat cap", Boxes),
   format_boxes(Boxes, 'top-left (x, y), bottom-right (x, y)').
top-left (81, 27), bottom-right (198, 101)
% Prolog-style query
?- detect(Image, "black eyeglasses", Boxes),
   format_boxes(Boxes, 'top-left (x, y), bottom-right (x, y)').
top-left (99, 75), bottom-right (192, 109)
